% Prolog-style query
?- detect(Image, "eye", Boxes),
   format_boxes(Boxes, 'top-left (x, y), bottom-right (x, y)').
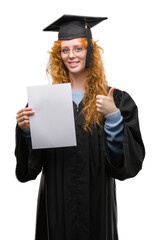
top-left (61, 48), bottom-right (69, 54)
top-left (75, 46), bottom-right (83, 52)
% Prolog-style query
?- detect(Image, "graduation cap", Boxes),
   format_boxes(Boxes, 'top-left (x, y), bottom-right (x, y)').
top-left (43, 15), bottom-right (108, 68)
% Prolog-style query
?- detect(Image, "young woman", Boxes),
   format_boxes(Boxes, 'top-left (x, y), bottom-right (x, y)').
top-left (15, 15), bottom-right (145, 240)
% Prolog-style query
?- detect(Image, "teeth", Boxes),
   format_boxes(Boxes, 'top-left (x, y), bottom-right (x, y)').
top-left (69, 62), bottom-right (79, 65)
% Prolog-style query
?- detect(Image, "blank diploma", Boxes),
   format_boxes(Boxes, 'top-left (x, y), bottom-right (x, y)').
top-left (27, 83), bottom-right (77, 149)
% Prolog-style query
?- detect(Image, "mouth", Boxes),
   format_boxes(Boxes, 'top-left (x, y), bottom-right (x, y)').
top-left (68, 61), bottom-right (80, 67)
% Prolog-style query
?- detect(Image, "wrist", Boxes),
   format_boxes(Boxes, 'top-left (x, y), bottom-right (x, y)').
top-left (105, 109), bottom-right (120, 120)
top-left (105, 107), bottom-right (118, 116)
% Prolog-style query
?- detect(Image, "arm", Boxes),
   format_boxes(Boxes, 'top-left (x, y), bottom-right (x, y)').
top-left (15, 107), bottom-right (43, 182)
top-left (96, 88), bottom-right (145, 180)
top-left (105, 89), bottom-right (145, 180)
top-left (104, 109), bottom-right (124, 167)
top-left (21, 127), bottom-right (32, 149)
top-left (96, 88), bottom-right (124, 167)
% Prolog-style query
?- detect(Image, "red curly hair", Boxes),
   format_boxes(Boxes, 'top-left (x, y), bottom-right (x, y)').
top-left (46, 38), bottom-right (109, 132)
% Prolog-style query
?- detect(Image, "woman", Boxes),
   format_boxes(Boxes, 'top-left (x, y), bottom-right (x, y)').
top-left (15, 15), bottom-right (145, 240)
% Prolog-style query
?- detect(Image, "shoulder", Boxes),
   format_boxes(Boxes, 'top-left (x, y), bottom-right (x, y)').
top-left (113, 88), bottom-right (122, 107)
top-left (111, 88), bottom-right (136, 109)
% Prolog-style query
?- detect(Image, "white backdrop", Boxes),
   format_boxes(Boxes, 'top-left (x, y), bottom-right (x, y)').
top-left (0, 0), bottom-right (160, 239)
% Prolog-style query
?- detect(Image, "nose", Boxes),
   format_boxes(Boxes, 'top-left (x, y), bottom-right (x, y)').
top-left (68, 49), bottom-right (75, 58)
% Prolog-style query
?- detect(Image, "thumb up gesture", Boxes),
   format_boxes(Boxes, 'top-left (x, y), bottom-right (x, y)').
top-left (96, 88), bottom-right (118, 116)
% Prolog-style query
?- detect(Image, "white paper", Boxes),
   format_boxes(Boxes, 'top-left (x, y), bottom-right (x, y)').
top-left (27, 83), bottom-right (77, 149)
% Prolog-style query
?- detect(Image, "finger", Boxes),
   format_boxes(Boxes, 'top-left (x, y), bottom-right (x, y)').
top-left (18, 120), bottom-right (30, 129)
top-left (96, 95), bottom-right (105, 99)
top-left (96, 107), bottom-right (103, 113)
top-left (96, 103), bottom-right (102, 108)
top-left (96, 99), bottom-right (103, 104)
top-left (17, 107), bottom-right (33, 115)
top-left (108, 87), bottom-right (116, 98)
top-left (18, 120), bottom-right (30, 126)
top-left (17, 110), bottom-right (35, 119)
top-left (17, 115), bottom-right (30, 123)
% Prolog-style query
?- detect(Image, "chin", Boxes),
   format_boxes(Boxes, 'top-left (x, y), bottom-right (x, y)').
top-left (68, 65), bottom-right (86, 74)
top-left (69, 67), bottom-right (81, 73)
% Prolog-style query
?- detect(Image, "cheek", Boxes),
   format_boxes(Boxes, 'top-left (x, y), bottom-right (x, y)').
top-left (81, 53), bottom-right (87, 65)
top-left (62, 59), bottom-right (68, 68)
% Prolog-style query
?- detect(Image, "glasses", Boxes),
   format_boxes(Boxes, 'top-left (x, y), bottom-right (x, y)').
top-left (60, 46), bottom-right (85, 58)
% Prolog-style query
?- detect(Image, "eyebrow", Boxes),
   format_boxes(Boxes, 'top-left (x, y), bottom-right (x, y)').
top-left (61, 44), bottom-right (83, 48)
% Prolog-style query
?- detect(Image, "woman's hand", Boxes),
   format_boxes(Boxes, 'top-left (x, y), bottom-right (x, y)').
top-left (16, 107), bottom-right (35, 130)
top-left (96, 88), bottom-right (118, 115)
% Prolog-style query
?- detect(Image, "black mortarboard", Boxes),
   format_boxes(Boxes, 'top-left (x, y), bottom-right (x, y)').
top-left (43, 15), bottom-right (107, 68)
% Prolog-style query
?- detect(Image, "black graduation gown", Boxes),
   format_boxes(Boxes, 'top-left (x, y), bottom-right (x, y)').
top-left (15, 89), bottom-right (145, 240)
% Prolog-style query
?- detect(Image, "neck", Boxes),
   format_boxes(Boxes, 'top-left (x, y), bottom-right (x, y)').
top-left (69, 70), bottom-right (87, 91)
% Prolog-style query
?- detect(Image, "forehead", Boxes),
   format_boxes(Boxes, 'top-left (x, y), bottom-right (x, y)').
top-left (61, 38), bottom-right (82, 48)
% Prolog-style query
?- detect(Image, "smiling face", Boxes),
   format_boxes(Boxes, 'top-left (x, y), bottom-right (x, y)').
top-left (60, 38), bottom-right (87, 75)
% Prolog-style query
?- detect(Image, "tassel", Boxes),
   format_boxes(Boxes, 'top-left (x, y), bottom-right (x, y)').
top-left (85, 23), bottom-right (92, 68)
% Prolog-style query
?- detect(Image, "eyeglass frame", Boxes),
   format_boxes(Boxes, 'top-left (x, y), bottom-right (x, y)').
top-left (59, 45), bottom-right (86, 58)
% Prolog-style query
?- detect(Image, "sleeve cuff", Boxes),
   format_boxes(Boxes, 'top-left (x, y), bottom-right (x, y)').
top-left (22, 127), bottom-right (31, 136)
top-left (105, 109), bottom-right (121, 122)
